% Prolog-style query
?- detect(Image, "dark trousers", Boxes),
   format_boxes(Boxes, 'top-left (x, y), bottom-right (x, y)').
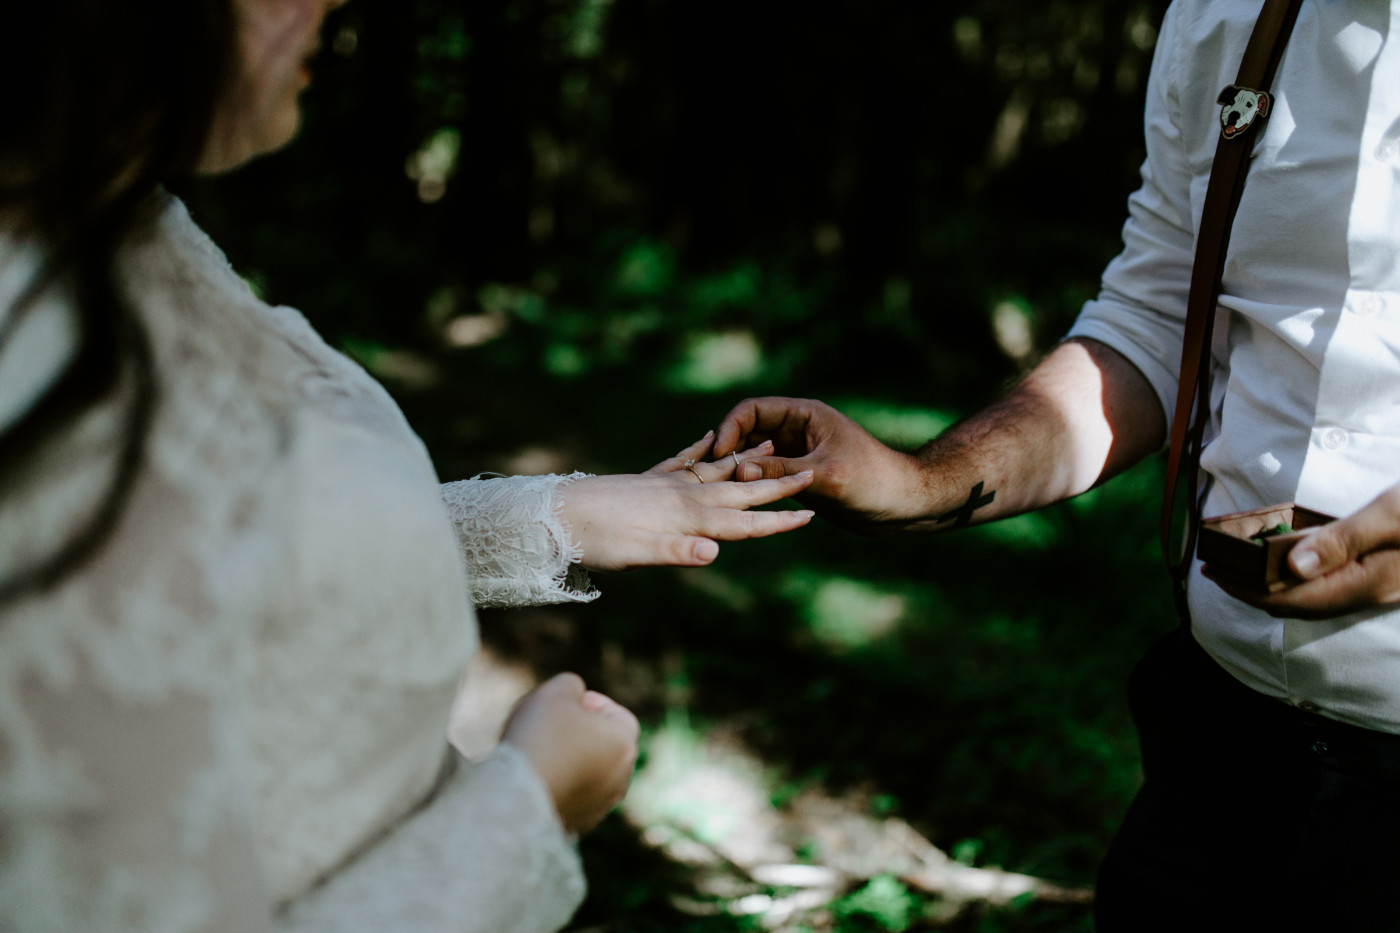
top-left (1095, 629), bottom-right (1400, 932)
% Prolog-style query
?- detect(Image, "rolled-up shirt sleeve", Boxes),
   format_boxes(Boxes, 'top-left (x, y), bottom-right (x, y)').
top-left (1066, 0), bottom-right (1195, 441)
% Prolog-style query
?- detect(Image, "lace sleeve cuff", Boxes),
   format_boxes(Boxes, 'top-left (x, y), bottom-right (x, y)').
top-left (440, 473), bottom-right (601, 609)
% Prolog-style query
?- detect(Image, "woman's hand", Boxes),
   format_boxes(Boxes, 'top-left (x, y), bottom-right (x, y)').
top-left (1203, 483), bottom-right (1400, 619)
top-left (499, 673), bottom-right (640, 835)
top-left (559, 432), bottom-right (816, 572)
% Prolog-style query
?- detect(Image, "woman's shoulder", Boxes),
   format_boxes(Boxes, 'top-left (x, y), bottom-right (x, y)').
top-left (0, 198), bottom-right (300, 614)
top-left (138, 196), bottom-right (397, 420)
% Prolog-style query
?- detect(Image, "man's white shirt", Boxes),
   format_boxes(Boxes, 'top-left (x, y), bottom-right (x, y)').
top-left (1069, 0), bottom-right (1400, 731)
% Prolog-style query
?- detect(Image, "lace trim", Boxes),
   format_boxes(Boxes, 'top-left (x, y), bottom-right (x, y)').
top-left (440, 473), bottom-right (600, 609)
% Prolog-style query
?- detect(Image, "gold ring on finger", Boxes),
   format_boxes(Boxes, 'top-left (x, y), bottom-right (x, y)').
top-left (683, 459), bottom-right (705, 483)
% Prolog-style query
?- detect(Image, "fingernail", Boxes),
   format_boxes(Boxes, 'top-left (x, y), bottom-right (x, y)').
top-left (1292, 546), bottom-right (1320, 578)
top-left (796, 510), bottom-right (815, 521)
top-left (695, 540), bottom-right (719, 562)
top-left (797, 470), bottom-right (813, 478)
top-left (759, 439), bottom-right (774, 451)
top-left (704, 429), bottom-right (714, 439)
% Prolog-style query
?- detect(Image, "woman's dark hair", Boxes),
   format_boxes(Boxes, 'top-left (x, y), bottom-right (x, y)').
top-left (0, 0), bottom-right (238, 601)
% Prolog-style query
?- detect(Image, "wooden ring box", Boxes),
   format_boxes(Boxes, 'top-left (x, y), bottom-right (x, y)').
top-left (1197, 503), bottom-right (1336, 593)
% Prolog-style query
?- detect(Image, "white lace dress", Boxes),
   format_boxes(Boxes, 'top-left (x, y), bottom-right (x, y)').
top-left (0, 198), bottom-right (601, 933)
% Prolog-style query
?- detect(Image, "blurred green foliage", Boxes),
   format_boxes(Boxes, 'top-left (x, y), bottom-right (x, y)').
top-left (176, 0), bottom-right (1178, 928)
top-left (836, 875), bottom-right (922, 931)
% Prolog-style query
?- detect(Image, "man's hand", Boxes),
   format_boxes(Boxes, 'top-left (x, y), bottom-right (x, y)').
top-left (710, 342), bottom-right (1164, 536)
top-left (711, 397), bottom-right (926, 533)
top-left (1203, 484), bottom-right (1400, 619)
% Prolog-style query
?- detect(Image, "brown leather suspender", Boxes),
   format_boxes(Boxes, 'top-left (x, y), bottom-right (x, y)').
top-left (1160, 0), bottom-right (1304, 624)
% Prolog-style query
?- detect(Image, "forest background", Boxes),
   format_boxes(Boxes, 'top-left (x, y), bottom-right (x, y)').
top-left (178, 1), bottom-right (1180, 929)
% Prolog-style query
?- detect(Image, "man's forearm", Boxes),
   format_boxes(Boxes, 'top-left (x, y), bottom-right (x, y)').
top-left (893, 338), bottom-right (1166, 532)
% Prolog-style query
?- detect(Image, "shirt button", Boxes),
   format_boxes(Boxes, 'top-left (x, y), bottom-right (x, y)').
top-left (1377, 138), bottom-right (1399, 161)
top-left (1356, 294), bottom-right (1383, 317)
top-left (1298, 700), bottom-right (1321, 713)
top-left (1322, 427), bottom-right (1348, 449)
top-left (1311, 739), bottom-right (1330, 755)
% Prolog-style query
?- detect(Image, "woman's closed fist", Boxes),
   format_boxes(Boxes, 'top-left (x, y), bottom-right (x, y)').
top-left (500, 672), bottom-right (640, 835)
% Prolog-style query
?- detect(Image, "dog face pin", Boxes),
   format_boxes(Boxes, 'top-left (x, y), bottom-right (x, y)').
top-left (1218, 85), bottom-right (1272, 139)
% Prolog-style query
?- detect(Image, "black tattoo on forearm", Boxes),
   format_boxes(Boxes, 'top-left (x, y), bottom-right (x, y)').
top-left (936, 481), bottom-right (996, 528)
